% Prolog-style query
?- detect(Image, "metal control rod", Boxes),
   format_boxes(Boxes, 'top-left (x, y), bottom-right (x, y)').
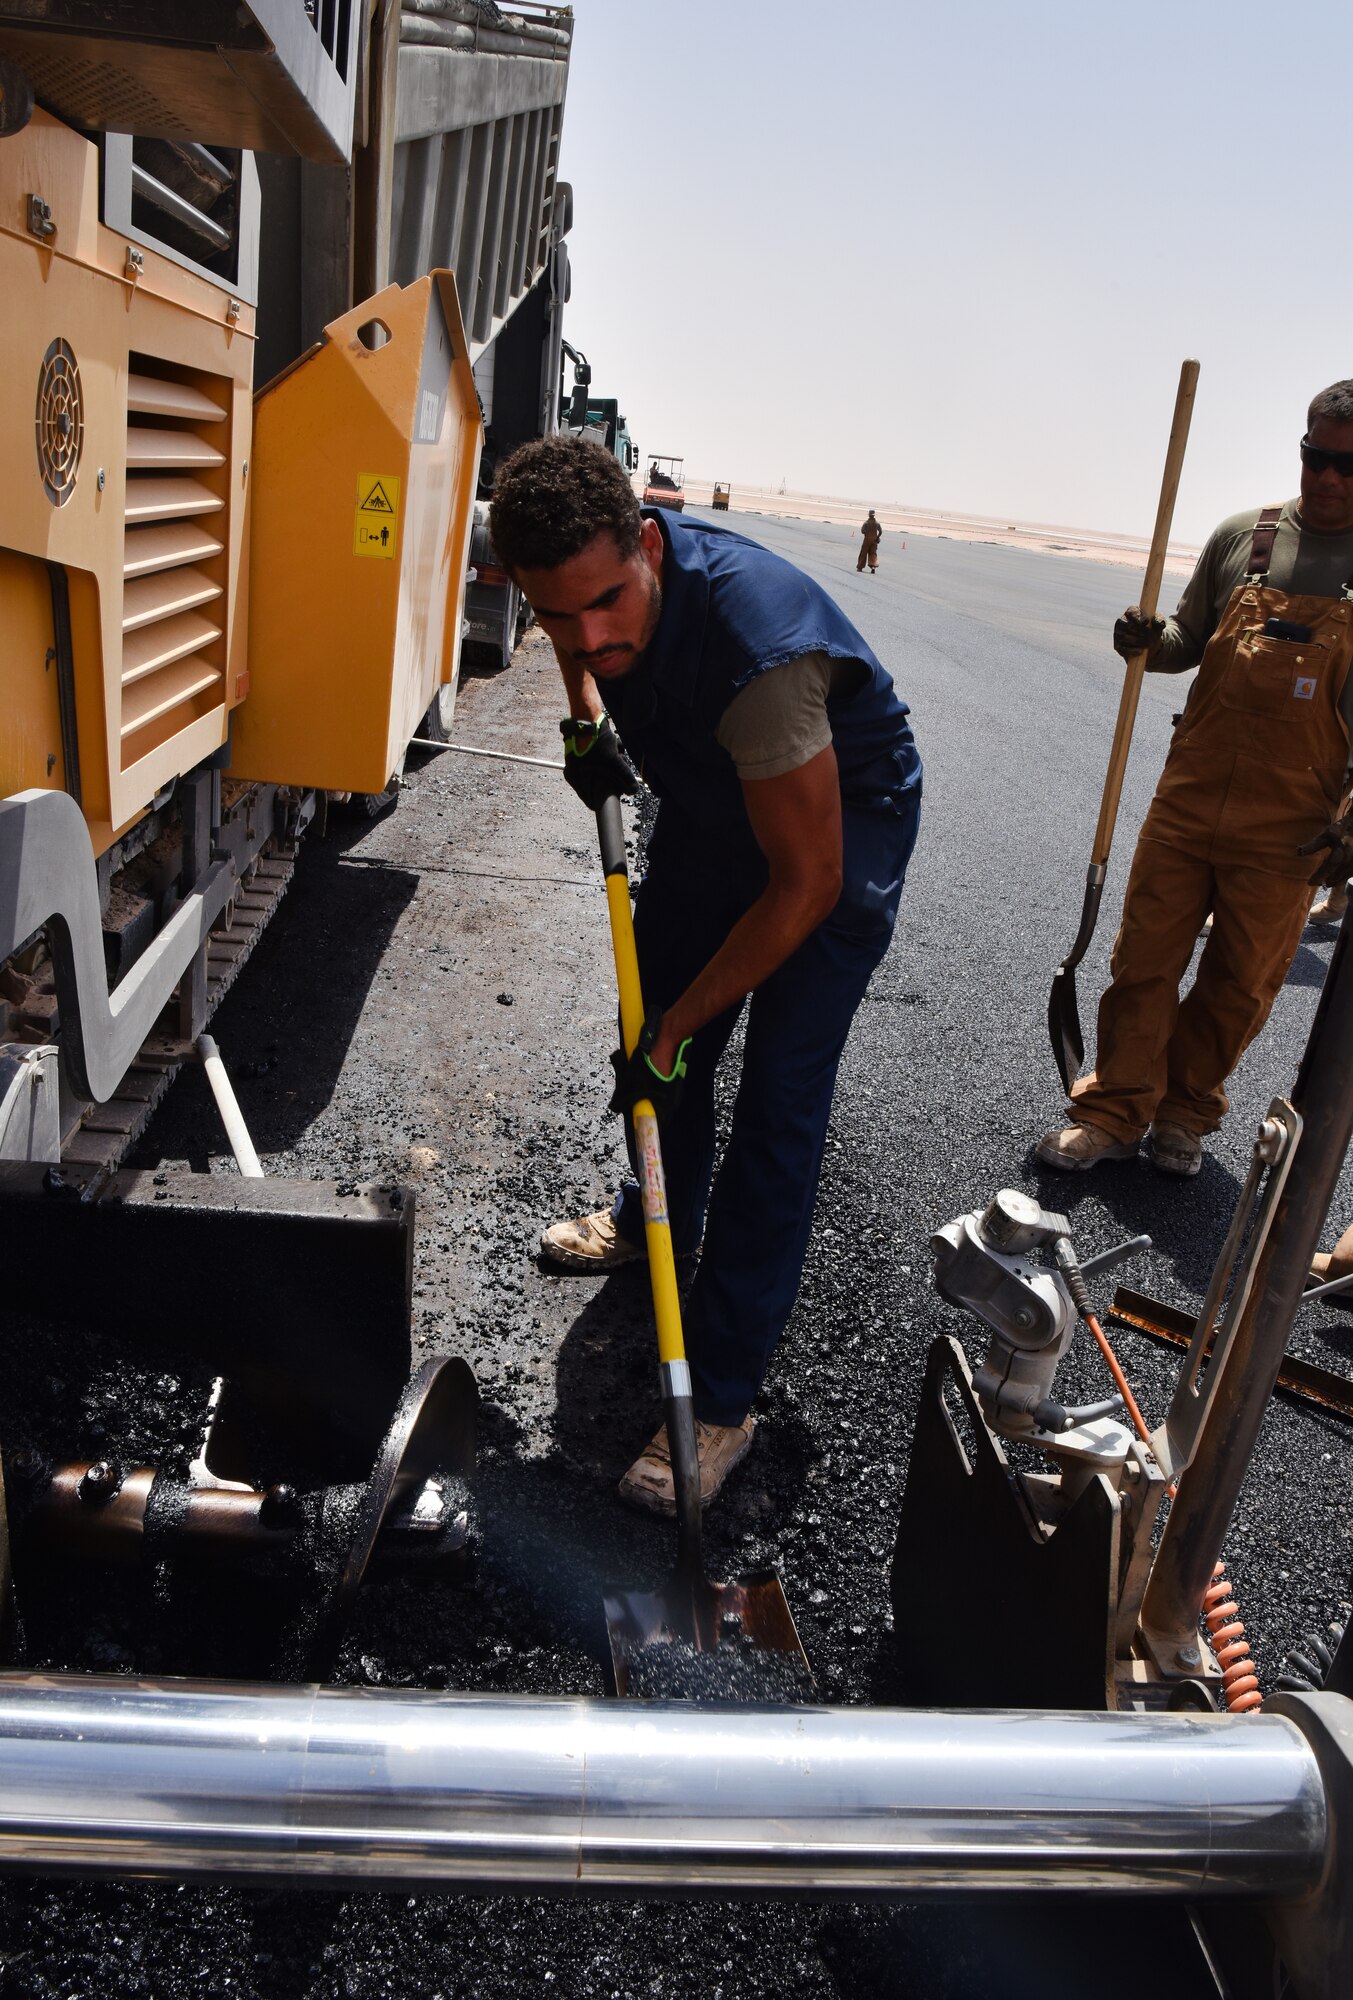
top-left (0, 1677), bottom-right (1325, 1895)
top-left (407, 737), bottom-right (565, 770)
top-left (196, 1035), bottom-right (264, 1179)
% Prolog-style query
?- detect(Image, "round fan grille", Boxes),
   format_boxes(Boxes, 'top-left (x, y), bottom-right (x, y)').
top-left (35, 337), bottom-right (84, 507)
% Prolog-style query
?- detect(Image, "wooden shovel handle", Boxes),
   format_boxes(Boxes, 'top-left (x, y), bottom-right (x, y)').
top-left (1090, 358), bottom-right (1200, 866)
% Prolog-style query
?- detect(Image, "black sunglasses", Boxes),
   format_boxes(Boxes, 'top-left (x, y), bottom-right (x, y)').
top-left (1300, 434), bottom-right (1353, 478)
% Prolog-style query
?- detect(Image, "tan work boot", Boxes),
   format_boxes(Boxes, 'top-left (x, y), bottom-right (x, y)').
top-left (619, 1416), bottom-right (756, 1517)
top-left (1310, 883), bottom-right (1349, 926)
top-left (1036, 1121), bottom-right (1138, 1171)
top-left (539, 1208), bottom-right (644, 1271)
top-left (1147, 1120), bottom-right (1202, 1177)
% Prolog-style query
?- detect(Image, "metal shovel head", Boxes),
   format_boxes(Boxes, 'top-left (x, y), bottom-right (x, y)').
top-left (1047, 961), bottom-right (1085, 1096)
top-left (604, 1568), bottom-right (810, 1700)
top-left (1047, 868), bottom-right (1107, 1094)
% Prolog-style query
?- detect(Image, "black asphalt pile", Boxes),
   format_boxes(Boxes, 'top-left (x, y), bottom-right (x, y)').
top-left (624, 1633), bottom-right (816, 1702)
top-left (3, 521), bottom-right (1351, 1995)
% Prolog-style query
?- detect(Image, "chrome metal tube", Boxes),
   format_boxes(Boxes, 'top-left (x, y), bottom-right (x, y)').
top-left (0, 1677), bottom-right (1325, 1895)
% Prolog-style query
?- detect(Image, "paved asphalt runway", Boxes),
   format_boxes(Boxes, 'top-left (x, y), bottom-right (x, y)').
top-left (5, 508), bottom-right (1349, 1999)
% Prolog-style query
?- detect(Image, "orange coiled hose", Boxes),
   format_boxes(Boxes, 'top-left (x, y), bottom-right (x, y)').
top-left (1084, 1311), bottom-right (1262, 1714)
top-left (1204, 1562), bottom-right (1262, 1712)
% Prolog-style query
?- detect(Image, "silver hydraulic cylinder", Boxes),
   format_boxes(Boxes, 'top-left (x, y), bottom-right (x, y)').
top-left (0, 1675), bottom-right (1327, 1897)
top-left (930, 1190), bottom-right (1137, 1458)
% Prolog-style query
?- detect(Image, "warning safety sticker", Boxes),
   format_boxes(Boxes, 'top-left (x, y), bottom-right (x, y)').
top-left (353, 473), bottom-right (400, 559)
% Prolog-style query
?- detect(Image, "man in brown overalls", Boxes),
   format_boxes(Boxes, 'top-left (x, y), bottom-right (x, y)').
top-left (858, 510), bottom-right (883, 572)
top-left (1040, 378), bottom-right (1353, 1177)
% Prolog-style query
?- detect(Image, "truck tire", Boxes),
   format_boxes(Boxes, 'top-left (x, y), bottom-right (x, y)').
top-left (344, 776), bottom-right (400, 821)
top-left (420, 684), bottom-right (457, 744)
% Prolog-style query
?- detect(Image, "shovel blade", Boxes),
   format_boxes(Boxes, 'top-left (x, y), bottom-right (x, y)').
top-left (1047, 868), bottom-right (1108, 1093)
top-left (604, 1569), bottom-right (810, 1700)
top-left (1047, 963), bottom-right (1085, 1095)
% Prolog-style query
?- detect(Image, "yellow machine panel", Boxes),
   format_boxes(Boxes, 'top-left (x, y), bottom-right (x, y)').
top-left (0, 552), bottom-right (65, 795)
top-left (229, 274), bottom-right (482, 796)
top-left (0, 110), bottom-right (255, 854)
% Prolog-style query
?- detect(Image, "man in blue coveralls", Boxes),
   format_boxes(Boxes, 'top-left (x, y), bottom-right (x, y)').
top-left (490, 436), bottom-right (922, 1516)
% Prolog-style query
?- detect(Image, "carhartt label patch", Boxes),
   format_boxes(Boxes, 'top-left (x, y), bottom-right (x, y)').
top-left (1294, 676), bottom-right (1318, 700)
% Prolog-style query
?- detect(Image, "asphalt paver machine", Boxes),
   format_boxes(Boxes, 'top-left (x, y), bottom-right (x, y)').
top-left (0, 2), bottom-right (486, 1681)
top-left (0, 0), bottom-right (579, 1617)
top-left (0, 17), bottom-right (1351, 1998)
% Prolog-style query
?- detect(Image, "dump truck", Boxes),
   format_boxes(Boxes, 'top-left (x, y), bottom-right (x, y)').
top-left (458, 203), bottom-right (575, 676)
top-left (461, 325), bottom-right (644, 674)
top-left (0, 0), bottom-right (575, 1168)
top-left (575, 398), bottom-right (639, 474)
top-left (393, 5), bottom-right (577, 677)
top-left (560, 341), bottom-right (639, 472)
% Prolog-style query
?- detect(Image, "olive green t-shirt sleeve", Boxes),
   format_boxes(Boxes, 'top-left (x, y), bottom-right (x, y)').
top-left (1151, 512), bottom-right (1270, 672)
top-left (716, 652), bottom-right (854, 780)
top-left (1153, 506), bottom-right (1280, 672)
top-left (1152, 532), bottom-right (1228, 673)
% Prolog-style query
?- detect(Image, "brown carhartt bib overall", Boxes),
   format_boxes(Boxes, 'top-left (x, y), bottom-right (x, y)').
top-left (1070, 509), bottom-right (1353, 1141)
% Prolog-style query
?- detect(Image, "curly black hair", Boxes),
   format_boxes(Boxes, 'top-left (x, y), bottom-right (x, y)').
top-left (489, 434), bottom-right (642, 573)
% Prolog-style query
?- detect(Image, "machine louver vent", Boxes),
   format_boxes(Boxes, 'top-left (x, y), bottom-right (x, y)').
top-left (120, 363), bottom-right (228, 767)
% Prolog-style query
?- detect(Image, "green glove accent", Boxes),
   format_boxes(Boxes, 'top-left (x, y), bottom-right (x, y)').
top-left (642, 1037), bottom-right (691, 1085)
top-left (560, 714), bottom-right (606, 756)
top-left (609, 1008), bottom-right (690, 1124)
top-left (559, 714), bottom-right (640, 807)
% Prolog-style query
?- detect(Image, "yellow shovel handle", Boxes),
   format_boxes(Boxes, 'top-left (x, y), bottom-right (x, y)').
top-left (601, 870), bottom-right (688, 1369)
top-left (600, 812), bottom-right (692, 1376)
top-left (605, 872), bottom-right (646, 1057)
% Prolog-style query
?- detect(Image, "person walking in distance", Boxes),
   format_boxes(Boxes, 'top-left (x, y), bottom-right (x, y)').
top-left (1038, 379), bottom-right (1353, 1179)
top-left (488, 436), bottom-right (922, 1514)
top-left (858, 509), bottom-right (883, 573)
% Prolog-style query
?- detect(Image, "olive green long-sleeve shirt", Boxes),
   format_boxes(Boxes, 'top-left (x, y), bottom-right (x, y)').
top-left (1152, 500), bottom-right (1353, 753)
top-left (1152, 504), bottom-right (1353, 760)
top-left (1156, 499), bottom-right (1353, 669)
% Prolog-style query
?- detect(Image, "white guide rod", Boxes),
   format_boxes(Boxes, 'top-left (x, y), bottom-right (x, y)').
top-left (196, 1034), bottom-right (264, 1179)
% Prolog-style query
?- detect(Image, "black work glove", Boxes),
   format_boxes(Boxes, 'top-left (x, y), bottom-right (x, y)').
top-left (560, 714), bottom-right (640, 809)
top-left (609, 1007), bottom-right (691, 1126)
top-left (1113, 606), bottom-right (1167, 663)
top-left (1298, 811), bottom-right (1353, 888)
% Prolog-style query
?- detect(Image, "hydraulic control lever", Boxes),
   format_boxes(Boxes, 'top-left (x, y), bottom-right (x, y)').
top-left (930, 1190), bottom-right (1151, 1461)
top-left (1081, 1234), bottom-right (1153, 1280)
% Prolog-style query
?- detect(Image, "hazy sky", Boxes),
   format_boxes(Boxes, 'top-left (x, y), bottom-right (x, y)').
top-left (558, 0), bottom-right (1347, 544)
